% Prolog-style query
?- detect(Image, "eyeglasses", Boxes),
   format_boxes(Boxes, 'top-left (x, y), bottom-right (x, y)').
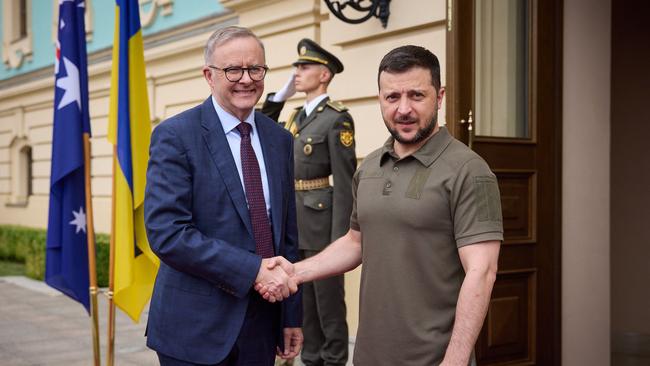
top-left (208, 65), bottom-right (269, 82)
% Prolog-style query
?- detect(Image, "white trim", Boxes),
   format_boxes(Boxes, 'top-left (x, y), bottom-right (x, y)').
top-left (2, 0), bottom-right (33, 69)
top-left (139, 0), bottom-right (174, 29)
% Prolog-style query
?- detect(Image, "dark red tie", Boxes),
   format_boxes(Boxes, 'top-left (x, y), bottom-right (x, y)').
top-left (237, 122), bottom-right (274, 258)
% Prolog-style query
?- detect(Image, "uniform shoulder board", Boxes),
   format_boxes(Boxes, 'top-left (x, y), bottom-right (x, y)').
top-left (326, 100), bottom-right (348, 112)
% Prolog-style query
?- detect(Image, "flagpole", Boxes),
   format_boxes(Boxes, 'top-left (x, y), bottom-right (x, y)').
top-left (107, 145), bottom-right (117, 366)
top-left (82, 133), bottom-right (101, 366)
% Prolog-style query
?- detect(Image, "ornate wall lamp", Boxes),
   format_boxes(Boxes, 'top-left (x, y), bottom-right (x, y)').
top-left (323, 0), bottom-right (391, 28)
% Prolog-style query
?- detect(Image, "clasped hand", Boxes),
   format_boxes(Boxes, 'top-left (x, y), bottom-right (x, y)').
top-left (254, 257), bottom-right (297, 302)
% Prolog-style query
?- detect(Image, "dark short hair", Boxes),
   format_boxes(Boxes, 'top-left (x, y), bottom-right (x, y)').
top-left (377, 45), bottom-right (441, 91)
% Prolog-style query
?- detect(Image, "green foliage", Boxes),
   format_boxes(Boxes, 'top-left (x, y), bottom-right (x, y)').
top-left (0, 260), bottom-right (26, 276)
top-left (0, 225), bottom-right (36, 261)
top-left (95, 234), bottom-right (110, 287)
top-left (24, 232), bottom-right (46, 280)
top-left (0, 225), bottom-right (110, 286)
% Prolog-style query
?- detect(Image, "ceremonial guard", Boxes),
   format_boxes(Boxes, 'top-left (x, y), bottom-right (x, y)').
top-left (262, 38), bottom-right (356, 366)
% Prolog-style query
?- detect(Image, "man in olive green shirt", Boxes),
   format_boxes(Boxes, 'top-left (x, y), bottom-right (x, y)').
top-left (258, 45), bottom-right (503, 365)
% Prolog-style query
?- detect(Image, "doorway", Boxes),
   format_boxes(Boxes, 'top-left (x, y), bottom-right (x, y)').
top-left (446, 0), bottom-right (563, 364)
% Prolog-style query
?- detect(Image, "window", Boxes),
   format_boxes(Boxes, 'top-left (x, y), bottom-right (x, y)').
top-left (19, 0), bottom-right (28, 39)
top-left (2, 0), bottom-right (33, 68)
top-left (474, 0), bottom-right (530, 138)
top-left (20, 146), bottom-right (33, 197)
top-left (8, 138), bottom-right (32, 206)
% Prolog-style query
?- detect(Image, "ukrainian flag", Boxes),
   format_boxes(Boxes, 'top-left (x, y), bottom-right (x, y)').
top-left (107, 0), bottom-right (159, 322)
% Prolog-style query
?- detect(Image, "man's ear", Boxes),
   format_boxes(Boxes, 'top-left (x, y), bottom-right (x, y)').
top-left (320, 66), bottom-right (333, 85)
top-left (437, 87), bottom-right (446, 109)
top-left (203, 67), bottom-right (214, 86)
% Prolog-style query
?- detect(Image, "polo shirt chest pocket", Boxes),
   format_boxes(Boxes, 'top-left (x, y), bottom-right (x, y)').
top-left (297, 134), bottom-right (328, 164)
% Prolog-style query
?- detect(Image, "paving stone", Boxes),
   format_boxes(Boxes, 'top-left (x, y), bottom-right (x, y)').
top-left (0, 277), bottom-right (354, 366)
top-left (0, 279), bottom-right (156, 365)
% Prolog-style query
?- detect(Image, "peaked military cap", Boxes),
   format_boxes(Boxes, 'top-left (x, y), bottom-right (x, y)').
top-left (293, 38), bottom-right (344, 74)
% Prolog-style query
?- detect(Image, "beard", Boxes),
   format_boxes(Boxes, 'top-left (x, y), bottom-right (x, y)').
top-left (386, 111), bottom-right (438, 145)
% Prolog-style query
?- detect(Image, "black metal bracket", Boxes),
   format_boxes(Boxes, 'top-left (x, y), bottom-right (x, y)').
top-left (323, 0), bottom-right (391, 28)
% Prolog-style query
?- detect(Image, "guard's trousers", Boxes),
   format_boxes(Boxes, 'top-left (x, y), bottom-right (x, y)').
top-left (300, 249), bottom-right (349, 366)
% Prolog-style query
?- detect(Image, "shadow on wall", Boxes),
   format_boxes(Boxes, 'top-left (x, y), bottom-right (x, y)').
top-left (612, 332), bottom-right (650, 366)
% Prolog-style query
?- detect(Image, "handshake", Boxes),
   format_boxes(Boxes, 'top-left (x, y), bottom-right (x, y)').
top-left (254, 256), bottom-right (302, 302)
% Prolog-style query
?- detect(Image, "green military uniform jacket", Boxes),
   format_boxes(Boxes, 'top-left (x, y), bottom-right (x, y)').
top-left (261, 94), bottom-right (357, 250)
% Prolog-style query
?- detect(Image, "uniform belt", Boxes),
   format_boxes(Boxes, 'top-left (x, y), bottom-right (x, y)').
top-left (295, 177), bottom-right (330, 191)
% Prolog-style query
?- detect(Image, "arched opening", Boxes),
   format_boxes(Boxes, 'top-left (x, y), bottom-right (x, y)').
top-left (8, 138), bottom-right (32, 206)
top-left (19, 145), bottom-right (32, 198)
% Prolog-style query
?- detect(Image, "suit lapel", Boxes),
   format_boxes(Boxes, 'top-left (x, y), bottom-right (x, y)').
top-left (200, 98), bottom-right (254, 240)
top-left (256, 112), bottom-right (283, 251)
top-left (297, 97), bottom-right (329, 133)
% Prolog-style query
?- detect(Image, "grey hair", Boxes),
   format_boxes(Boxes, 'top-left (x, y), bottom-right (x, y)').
top-left (204, 26), bottom-right (265, 64)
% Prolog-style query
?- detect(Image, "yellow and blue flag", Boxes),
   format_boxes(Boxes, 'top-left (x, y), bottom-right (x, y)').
top-left (46, 0), bottom-right (92, 313)
top-left (108, 0), bottom-right (159, 322)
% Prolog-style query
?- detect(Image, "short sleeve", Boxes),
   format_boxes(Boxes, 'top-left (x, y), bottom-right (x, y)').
top-left (451, 158), bottom-right (504, 247)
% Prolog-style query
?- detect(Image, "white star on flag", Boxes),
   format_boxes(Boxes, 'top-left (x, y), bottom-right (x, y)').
top-left (69, 207), bottom-right (87, 234)
top-left (56, 56), bottom-right (81, 111)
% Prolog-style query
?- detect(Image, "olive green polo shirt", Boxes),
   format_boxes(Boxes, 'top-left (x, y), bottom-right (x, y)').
top-left (350, 127), bottom-right (503, 366)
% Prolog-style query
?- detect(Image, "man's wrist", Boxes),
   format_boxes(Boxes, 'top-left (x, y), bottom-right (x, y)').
top-left (293, 261), bottom-right (310, 285)
top-left (255, 257), bottom-right (268, 282)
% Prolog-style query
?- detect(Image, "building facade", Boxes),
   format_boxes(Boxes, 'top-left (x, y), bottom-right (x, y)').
top-left (1, 0), bottom-right (648, 365)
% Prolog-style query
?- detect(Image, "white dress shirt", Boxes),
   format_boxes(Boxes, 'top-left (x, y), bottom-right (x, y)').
top-left (303, 93), bottom-right (329, 117)
top-left (211, 96), bottom-right (271, 214)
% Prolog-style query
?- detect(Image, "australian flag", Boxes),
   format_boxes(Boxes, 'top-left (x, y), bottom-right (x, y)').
top-left (45, 0), bottom-right (92, 313)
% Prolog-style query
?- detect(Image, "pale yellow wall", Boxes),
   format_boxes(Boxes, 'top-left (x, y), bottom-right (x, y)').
top-left (214, 0), bottom-right (449, 337)
top-left (562, 0), bottom-right (611, 364)
top-left (0, 0), bottom-right (449, 339)
top-left (0, 13), bottom-right (235, 232)
top-left (227, 0), bottom-right (447, 158)
top-left (0, 0), bottom-right (626, 357)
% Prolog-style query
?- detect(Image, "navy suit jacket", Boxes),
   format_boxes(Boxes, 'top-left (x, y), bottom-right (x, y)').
top-left (144, 97), bottom-right (301, 364)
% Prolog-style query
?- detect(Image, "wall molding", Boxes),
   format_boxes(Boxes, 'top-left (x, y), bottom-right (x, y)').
top-left (140, 0), bottom-right (174, 28)
top-left (2, 0), bottom-right (34, 69)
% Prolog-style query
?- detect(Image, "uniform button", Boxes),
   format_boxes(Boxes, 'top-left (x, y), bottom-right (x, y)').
top-left (318, 203), bottom-right (324, 208)
top-left (393, 166), bottom-right (399, 172)
top-left (307, 137), bottom-right (313, 143)
top-left (386, 182), bottom-right (391, 188)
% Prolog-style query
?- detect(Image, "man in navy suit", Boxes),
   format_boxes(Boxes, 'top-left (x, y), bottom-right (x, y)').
top-left (144, 26), bottom-right (303, 366)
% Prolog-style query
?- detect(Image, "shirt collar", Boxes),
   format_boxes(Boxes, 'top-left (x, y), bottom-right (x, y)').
top-left (380, 126), bottom-right (454, 167)
top-left (211, 95), bottom-right (256, 134)
top-left (303, 93), bottom-right (329, 117)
